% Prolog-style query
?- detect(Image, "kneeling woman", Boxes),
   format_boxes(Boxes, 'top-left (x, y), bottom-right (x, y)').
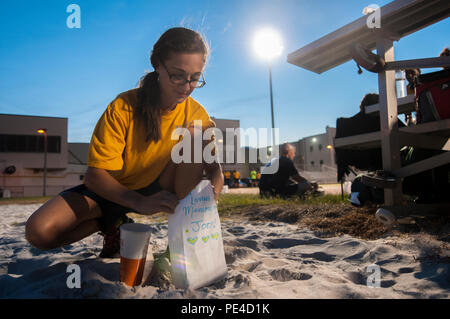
top-left (25, 27), bottom-right (224, 258)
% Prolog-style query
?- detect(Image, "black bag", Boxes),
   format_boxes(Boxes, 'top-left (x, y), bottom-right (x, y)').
top-left (335, 105), bottom-right (448, 204)
top-left (401, 147), bottom-right (450, 204)
top-left (350, 175), bottom-right (384, 206)
top-left (335, 112), bottom-right (383, 182)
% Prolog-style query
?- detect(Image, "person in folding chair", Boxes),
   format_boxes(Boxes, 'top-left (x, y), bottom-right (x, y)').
top-left (440, 47), bottom-right (449, 70)
top-left (25, 27), bottom-right (224, 258)
top-left (259, 143), bottom-right (316, 199)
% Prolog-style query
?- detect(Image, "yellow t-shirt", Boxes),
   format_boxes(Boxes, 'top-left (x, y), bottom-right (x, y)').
top-left (88, 88), bottom-right (215, 190)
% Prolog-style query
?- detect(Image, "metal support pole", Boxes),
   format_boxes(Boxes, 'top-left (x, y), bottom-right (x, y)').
top-left (269, 62), bottom-right (276, 147)
top-left (43, 132), bottom-right (47, 197)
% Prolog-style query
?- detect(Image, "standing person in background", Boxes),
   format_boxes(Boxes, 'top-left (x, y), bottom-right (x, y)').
top-left (405, 69), bottom-right (421, 125)
top-left (223, 170), bottom-right (231, 187)
top-left (25, 27), bottom-right (223, 258)
top-left (250, 169), bottom-right (257, 187)
top-left (233, 170), bottom-right (240, 188)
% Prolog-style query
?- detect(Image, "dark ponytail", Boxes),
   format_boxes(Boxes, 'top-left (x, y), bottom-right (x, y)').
top-left (135, 27), bottom-right (209, 143)
top-left (136, 71), bottom-right (161, 142)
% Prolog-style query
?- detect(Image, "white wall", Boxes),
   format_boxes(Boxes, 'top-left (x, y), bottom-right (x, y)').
top-left (1, 164), bottom-right (87, 197)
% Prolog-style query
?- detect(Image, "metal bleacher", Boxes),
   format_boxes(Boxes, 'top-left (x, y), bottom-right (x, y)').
top-left (287, 0), bottom-right (450, 205)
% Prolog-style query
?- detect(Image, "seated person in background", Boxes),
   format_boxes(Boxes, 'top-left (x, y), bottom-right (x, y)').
top-left (223, 170), bottom-right (231, 187)
top-left (259, 143), bottom-right (315, 199)
top-left (440, 47), bottom-right (450, 70)
top-left (359, 93), bottom-right (379, 114)
top-left (405, 68), bottom-right (421, 95)
top-left (335, 93), bottom-right (407, 182)
top-left (233, 170), bottom-right (240, 188)
top-left (405, 69), bottom-right (421, 126)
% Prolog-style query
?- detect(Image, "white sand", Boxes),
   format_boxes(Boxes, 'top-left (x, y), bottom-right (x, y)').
top-left (0, 204), bottom-right (449, 299)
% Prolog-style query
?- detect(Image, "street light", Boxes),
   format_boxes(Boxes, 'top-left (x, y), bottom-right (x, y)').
top-left (253, 27), bottom-right (283, 147)
top-left (37, 128), bottom-right (47, 196)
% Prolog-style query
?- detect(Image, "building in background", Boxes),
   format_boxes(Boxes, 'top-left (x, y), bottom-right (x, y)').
top-left (292, 126), bottom-right (336, 172)
top-left (291, 126), bottom-right (337, 183)
top-left (1, 112), bottom-right (339, 197)
top-left (211, 117), bottom-right (247, 177)
top-left (0, 114), bottom-right (87, 197)
top-left (68, 142), bottom-right (89, 166)
top-left (212, 119), bottom-right (338, 182)
top-left (256, 126), bottom-right (338, 184)
top-left (0, 114), bottom-right (246, 197)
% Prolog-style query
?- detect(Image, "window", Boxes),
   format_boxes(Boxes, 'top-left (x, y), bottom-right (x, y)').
top-left (320, 160), bottom-right (324, 165)
top-left (310, 145), bottom-right (313, 152)
top-left (319, 144), bottom-right (322, 151)
top-left (0, 134), bottom-right (61, 153)
top-left (311, 161), bottom-right (315, 166)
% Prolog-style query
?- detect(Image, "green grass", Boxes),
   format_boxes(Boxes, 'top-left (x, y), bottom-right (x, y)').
top-left (217, 193), bottom-right (347, 216)
top-left (0, 193), bottom-right (348, 218)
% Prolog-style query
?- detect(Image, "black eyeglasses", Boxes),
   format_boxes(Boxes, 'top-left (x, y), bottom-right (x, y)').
top-left (160, 62), bottom-right (206, 88)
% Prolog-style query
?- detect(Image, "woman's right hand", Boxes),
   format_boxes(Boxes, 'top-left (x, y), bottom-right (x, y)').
top-left (133, 190), bottom-right (180, 215)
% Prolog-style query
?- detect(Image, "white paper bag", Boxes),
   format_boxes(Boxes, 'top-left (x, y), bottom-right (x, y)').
top-left (168, 180), bottom-right (228, 289)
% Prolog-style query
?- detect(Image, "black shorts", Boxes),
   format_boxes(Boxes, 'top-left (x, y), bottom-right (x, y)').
top-left (59, 179), bottom-right (163, 234)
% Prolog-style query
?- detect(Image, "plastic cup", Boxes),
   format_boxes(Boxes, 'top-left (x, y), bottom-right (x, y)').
top-left (120, 223), bottom-right (151, 287)
top-left (395, 70), bottom-right (407, 98)
top-left (375, 208), bottom-right (396, 226)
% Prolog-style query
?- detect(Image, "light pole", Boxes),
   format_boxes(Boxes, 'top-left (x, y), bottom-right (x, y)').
top-left (269, 62), bottom-right (275, 145)
top-left (253, 27), bottom-right (283, 147)
top-left (37, 128), bottom-right (47, 196)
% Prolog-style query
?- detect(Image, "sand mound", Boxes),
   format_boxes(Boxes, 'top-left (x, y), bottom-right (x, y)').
top-left (1, 204), bottom-right (449, 298)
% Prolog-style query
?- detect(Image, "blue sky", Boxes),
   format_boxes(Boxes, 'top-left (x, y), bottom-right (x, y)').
top-left (0, 0), bottom-right (448, 147)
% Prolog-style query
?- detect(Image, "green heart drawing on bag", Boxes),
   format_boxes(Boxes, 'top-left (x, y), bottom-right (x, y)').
top-left (202, 236), bottom-right (210, 243)
top-left (187, 237), bottom-right (198, 245)
top-left (211, 233), bottom-right (219, 240)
